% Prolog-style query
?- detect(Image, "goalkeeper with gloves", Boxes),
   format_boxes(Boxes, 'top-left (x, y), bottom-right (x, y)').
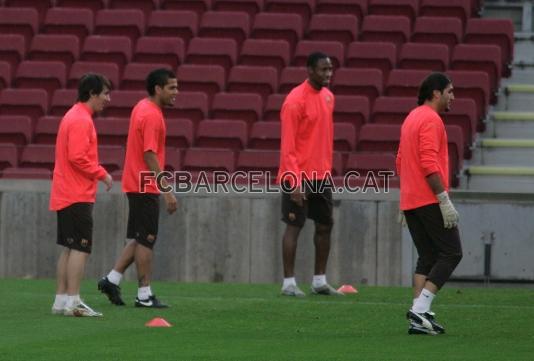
top-left (396, 72), bottom-right (463, 336)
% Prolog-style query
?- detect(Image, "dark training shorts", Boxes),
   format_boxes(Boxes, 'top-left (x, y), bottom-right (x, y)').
top-left (126, 192), bottom-right (160, 250)
top-left (57, 202), bottom-right (94, 254)
top-left (281, 181), bottom-right (334, 228)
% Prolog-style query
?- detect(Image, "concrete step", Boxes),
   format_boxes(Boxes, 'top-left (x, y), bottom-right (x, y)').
top-left (464, 166), bottom-right (534, 192)
top-left (490, 111), bottom-right (534, 138)
top-left (496, 84), bottom-right (534, 111)
top-left (478, 138), bottom-right (534, 165)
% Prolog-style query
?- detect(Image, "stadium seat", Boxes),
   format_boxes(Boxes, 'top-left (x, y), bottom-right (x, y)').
top-left (345, 42), bottom-right (396, 78)
top-left (94, 9), bottom-right (146, 43)
top-left (4, 0), bottom-right (53, 24)
top-left (345, 152), bottom-right (397, 176)
top-left (1, 166), bottom-right (52, 179)
top-left (134, 36), bottom-right (185, 69)
top-left (446, 70), bottom-right (490, 122)
top-left (333, 95), bottom-right (370, 132)
top-left (331, 68), bottom-right (383, 104)
top-left (166, 118), bottom-right (195, 148)
top-left (263, 93), bottom-right (286, 121)
top-left (93, 117), bottom-right (130, 146)
top-left (28, 35), bottom-right (80, 71)
top-left (239, 39), bottom-right (291, 74)
top-left (293, 40), bottom-right (345, 69)
top-left (360, 15), bottom-right (411, 48)
top-left (14, 61), bottom-right (66, 98)
top-left (0, 8), bottom-right (38, 44)
top-left (164, 147), bottom-right (182, 172)
top-left (0, 62), bottom-right (11, 89)
top-left (251, 13), bottom-right (303, 50)
top-left (146, 11), bottom-right (199, 46)
top-left (103, 90), bottom-right (146, 118)
top-left (249, 121), bottom-right (280, 149)
top-left (173, 92), bottom-right (209, 123)
top-left (411, 16), bottom-right (463, 53)
top-left (177, 64), bottom-right (226, 102)
top-left (368, 0), bottom-right (419, 23)
top-left (19, 144), bottom-right (55, 170)
top-left (265, 0), bottom-right (315, 26)
top-left (420, 0), bottom-right (471, 25)
top-left (50, 89), bottom-right (78, 116)
top-left (444, 124), bottom-right (464, 185)
top-left (0, 89), bottom-right (48, 124)
top-left (183, 148), bottom-right (236, 172)
top-left (371, 96), bottom-right (417, 124)
top-left (315, 0), bottom-right (367, 23)
top-left (278, 67), bottom-right (307, 94)
top-left (34, 116), bottom-right (61, 144)
top-left (198, 11), bottom-right (250, 47)
top-left (81, 36), bottom-right (133, 72)
top-left (398, 43), bottom-right (449, 71)
top-left (185, 37), bottom-right (238, 74)
top-left (334, 122), bottom-right (356, 152)
top-left (98, 145), bottom-right (125, 173)
top-left (121, 63), bottom-right (170, 91)
top-left (160, 0), bottom-right (211, 17)
top-left (0, 34), bottom-right (25, 73)
top-left (68, 61), bottom-right (120, 89)
top-left (227, 66), bottom-right (278, 100)
top-left (212, 0), bottom-right (264, 18)
top-left (451, 44), bottom-right (502, 97)
top-left (307, 14), bottom-right (358, 47)
top-left (464, 18), bottom-right (514, 76)
top-left (385, 69), bottom-right (429, 97)
top-left (0, 143), bottom-right (18, 170)
top-left (108, 0), bottom-right (158, 18)
top-left (236, 149), bottom-right (279, 173)
top-left (55, 0), bottom-right (106, 12)
top-left (442, 98), bottom-right (477, 148)
top-left (43, 8), bottom-right (94, 42)
top-left (196, 119), bottom-right (248, 150)
top-left (0, 115), bottom-right (32, 146)
top-left (357, 123), bottom-right (400, 153)
top-left (211, 93), bottom-right (263, 125)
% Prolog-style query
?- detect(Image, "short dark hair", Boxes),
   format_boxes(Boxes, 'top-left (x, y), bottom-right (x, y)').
top-left (417, 72), bottom-right (452, 105)
top-left (146, 68), bottom-right (176, 96)
top-left (77, 73), bottom-right (111, 102)
top-left (306, 52), bottom-right (329, 69)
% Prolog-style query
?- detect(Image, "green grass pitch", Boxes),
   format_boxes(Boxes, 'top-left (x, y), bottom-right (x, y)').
top-left (1, 279), bottom-right (533, 361)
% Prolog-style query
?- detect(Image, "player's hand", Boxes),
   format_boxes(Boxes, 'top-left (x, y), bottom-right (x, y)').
top-left (290, 188), bottom-right (306, 207)
top-left (163, 192), bottom-right (178, 214)
top-left (397, 210), bottom-right (407, 227)
top-left (101, 173), bottom-right (113, 191)
top-left (437, 191), bottom-right (459, 229)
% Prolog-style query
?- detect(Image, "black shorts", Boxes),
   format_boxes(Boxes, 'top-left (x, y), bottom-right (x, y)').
top-left (281, 181), bottom-right (334, 227)
top-left (57, 202), bottom-right (94, 254)
top-left (126, 193), bottom-right (160, 249)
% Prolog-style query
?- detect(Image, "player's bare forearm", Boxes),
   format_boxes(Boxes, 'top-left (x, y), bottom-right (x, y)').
top-left (425, 173), bottom-right (445, 195)
top-left (143, 151), bottom-right (169, 190)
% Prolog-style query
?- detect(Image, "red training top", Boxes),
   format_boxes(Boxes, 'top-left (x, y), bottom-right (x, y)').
top-left (50, 102), bottom-right (107, 211)
top-left (396, 105), bottom-right (449, 211)
top-left (277, 80), bottom-right (334, 186)
top-left (122, 98), bottom-right (166, 194)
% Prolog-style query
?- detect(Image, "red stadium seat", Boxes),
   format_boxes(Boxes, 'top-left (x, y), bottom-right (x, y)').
top-left (0, 115), bottom-right (32, 146)
top-left (227, 66), bottom-right (278, 100)
top-left (332, 68), bottom-right (383, 104)
top-left (166, 118), bottom-right (195, 148)
top-left (160, 0), bottom-right (211, 17)
top-left (293, 40), bottom-right (345, 69)
top-left (0, 8), bottom-right (38, 44)
top-left (357, 123), bottom-right (400, 152)
top-left (0, 89), bottom-right (48, 124)
top-left (315, 0), bottom-right (367, 23)
top-left (173, 92), bottom-right (209, 123)
top-left (134, 36), bottom-right (185, 69)
top-left (278, 67), bottom-right (307, 94)
top-left (183, 148), bottom-right (235, 172)
top-left (98, 145), bottom-right (125, 173)
top-left (398, 43), bottom-right (449, 71)
top-left (445, 124), bottom-right (464, 185)
top-left (34, 116), bottom-right (61, 144)
top-left (103, 90), bottom-right (146, 118)
top-left (263, 93), bottom-right (286, 121)
top-left (55, 0), bottom-right (106, 12)
top-left (68, 61), bottom-right (120, 89)
top-left (249, 121), bottom-right (280, 149)
top-left (177, 64), bottom-right (226, 102)
top-left (334, 122), bottom-right (356, 151)
top-left (446, 70), bottom-right (490, 123)
top-left (4, 0), bottom-right (53, 24)
top-left (368, 0), bottom-right (419, 22)
top-left (236, 149), bottom-right (279, 173)
top-left (121, 63), bottom-right (171, 91)
top-left (50, 89), bottom-right (77, 116)
top-left (307, 14), bottom-right (358, 47)
top-left (14, 61), bottom-right (66, 98)
top-left (199, 11), bottom-right (251, 47)
top-left (371, 96), bottom-right (416, 124)
top-left (464, 18), bottom-right (514, 76)
top-left (146, 11), bottom-right (199, 46)
top-left (334, 95), bottom-right (369, 132)
top-left (1, 167), bottom-right (51, 179)
top-left (93, 117), bottom-right (130, 146)
top-left (411, 16), bottom-right (463, 52)
top-left (81, 36), bottom-right (133, 72)
top-left (0, 34), bottom-right (25, 73)
top-left (360, 15), bottom-right (411, 47)
top-left (265, 0), bottom-right (315, 26)
top-left (0, 143), bottom-right (18, 170)
top-left (94, 9), bottom-right (146, 43)
top-left (28, 35), bottom-right (80, 70)
top-left (186, 37), bottom-right (238, 74)
top-left (196, 119), bottom-right (248, 150)
top-left (345, 42), bottom-right (396, 78)
top-left (108, 0), bottom-right (158, 18)
top-left (345, 152), bottom-right (397, 175)
top-left (239, 39), bottom-right (291, 74)
top-left (442, 98), bottom-right (477, 156)
top-left (213, 0), bottom-right (263, 18)
top-left (20, 144), bottom-right (55, 170)
top-left (420, 0), bottom-right (471, 25)
top-left (251, 13), bottom-right (303, 49)
top-left (385, 69), bottom-right (428, 97)
top-left (43, 8), bottom-right (94, 42)
top-left (0, 62), bottom-right (11, 90)
top-left (164, 147), bottom-right (182, 172)
top-left (211, 93), bottom-right (263, 125)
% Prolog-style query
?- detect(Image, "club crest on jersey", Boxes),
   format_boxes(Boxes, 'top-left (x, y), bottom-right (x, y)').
top-left (325, 95), bottom-right (332, 103)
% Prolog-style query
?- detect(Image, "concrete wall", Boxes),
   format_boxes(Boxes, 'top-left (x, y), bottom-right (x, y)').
top-left (1, 180), bottom-right (533, 285)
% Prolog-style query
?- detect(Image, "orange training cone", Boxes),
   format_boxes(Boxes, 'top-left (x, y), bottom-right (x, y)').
top-left (337, 284), bottom-right (358, 294)
top-left (145, 317), bottom-right (172, 327)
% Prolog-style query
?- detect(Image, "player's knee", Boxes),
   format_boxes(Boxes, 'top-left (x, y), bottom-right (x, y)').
top-left (315, 223), bottom-right (332, 237)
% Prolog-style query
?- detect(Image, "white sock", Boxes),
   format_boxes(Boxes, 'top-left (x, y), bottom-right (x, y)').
top-left (66, 295), bottom-right (81, 309)
top-left (412, 298), bottom-right (417, 309)
top-left (282, 277), bottom-right (296, 289)
top-left (138, 286), bottom-right (152, 300)
top-left (312, 274), bottom-right (327, 288)
top-left (107, 270), bottom-right (123, 285)
top-left (412, 288), bottom-right (435, 313)
top-left (53, 294), bottom-right (67, 309)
